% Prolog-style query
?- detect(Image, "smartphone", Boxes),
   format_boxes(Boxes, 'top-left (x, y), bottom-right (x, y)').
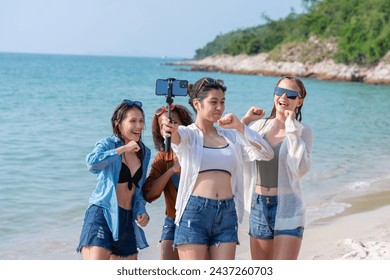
top-left (155, 79), bottom-right (188, 96)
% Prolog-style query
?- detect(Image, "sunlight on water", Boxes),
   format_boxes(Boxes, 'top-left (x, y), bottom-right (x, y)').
top-left (0, 53), bottom-right (389, 259)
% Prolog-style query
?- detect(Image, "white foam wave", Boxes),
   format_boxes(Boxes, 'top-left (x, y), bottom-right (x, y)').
top-left (306, 201), bottom-right (352, 225)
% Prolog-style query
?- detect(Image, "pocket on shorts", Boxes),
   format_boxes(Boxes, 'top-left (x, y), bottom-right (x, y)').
top-left (250, 194), bottom-right (259, 212)
top-left (185, 197), bottom-right (205, 213)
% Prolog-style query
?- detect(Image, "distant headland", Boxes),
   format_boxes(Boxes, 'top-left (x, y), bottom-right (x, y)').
top-left (167, 52), bottom-right (390, 85)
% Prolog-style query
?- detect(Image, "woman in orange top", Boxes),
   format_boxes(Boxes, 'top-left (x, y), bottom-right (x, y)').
top-left (143, 104), bottom-right (193, 259)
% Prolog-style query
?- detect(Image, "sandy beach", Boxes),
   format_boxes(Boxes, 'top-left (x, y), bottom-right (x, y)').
top-left (140, 190), bottom-right (390, 260)
top-left (300, 191), bottom-right (390, 260)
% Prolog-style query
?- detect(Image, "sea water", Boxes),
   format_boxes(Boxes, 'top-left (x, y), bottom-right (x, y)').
top-left (0, 53), bottom-right (389, 259)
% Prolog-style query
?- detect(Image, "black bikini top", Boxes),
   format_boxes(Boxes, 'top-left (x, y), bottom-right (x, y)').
top-left (118, 162), bottom-right (142, 191)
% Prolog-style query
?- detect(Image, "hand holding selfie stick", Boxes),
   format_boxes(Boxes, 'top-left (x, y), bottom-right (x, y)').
top-left (155, 78), bottom-right (188, 153)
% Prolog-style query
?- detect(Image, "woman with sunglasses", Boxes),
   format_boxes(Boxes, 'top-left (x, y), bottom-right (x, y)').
top-left (77, 100), bottom-right (151, 260)
top-left (160, 77), bottom-right (273, 260)
top-left (143, 104), bottom-right (194, 260)
top-left (241, 76), bottom-right (313, 260)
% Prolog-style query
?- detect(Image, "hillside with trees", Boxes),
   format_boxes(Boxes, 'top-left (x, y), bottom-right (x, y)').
top-left (194, 0), bottom-right (390, 66)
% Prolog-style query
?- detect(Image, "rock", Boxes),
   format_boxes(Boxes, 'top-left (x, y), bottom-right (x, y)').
top-left (167, 53), bottom-right (390, 85)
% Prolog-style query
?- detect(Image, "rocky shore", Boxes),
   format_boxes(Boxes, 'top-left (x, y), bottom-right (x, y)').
top-left (168, 53), bottom-right (390, 85)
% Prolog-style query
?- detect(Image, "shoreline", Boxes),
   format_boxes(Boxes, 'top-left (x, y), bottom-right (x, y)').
top-left (299, 190), bottom-right (390, 260)
top-left (167, 54), bottom-right (390, 85)
top-left (141, 189), bottom-right (390, 260)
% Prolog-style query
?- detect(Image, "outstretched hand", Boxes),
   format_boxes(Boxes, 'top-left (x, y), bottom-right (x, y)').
top-left (160, 115), bottom-right (178, 138)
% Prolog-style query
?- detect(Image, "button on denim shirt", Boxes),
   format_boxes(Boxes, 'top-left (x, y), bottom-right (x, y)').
top-left (85, 135), bottom-right (151, 249)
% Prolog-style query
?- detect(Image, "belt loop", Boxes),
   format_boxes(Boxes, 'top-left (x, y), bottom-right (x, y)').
top-left (256, 194), bottom-right (260, 204)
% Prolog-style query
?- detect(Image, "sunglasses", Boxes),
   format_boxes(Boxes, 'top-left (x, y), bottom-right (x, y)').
top-left (274, 87), bottom-right (301, 100)
top-left (155, 104), bottom-right (176, 116)
top-left (195, 78), bottom-right (227, 96)
top-left (123, 99), bottom-right (142, 108)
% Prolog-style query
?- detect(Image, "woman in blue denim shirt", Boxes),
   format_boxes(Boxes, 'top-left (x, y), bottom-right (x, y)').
top-left (77, 100), bottom-right (151, 260)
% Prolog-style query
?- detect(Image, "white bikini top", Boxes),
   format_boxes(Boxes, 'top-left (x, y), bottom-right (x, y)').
top-left (199, 144), bottom-right (235, 176)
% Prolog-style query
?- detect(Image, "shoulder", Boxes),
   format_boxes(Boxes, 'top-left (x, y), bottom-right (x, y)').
top-left (216, 126), bottom-right (236, 139)
top-left (96, 135), bottom-right (121, 147)
top-left (179, 123), bottom-right (197, 131)
top-left (153, 151), bottom-right (167, 161)
top-left (301, 122), bottom-right (311, 130)
top-left (178, 123), bottom-right (201, 138)
top-left (250, 118), bottom-right (270, 132)
top-left (301, 122), bottom-right (313, 137)
top-left (140, 141), bottom-right (151, 153)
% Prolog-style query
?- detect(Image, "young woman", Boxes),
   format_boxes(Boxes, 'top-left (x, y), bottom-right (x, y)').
top-left (77, 99), bottom-right (151, 260)
top-left (143, 104), bottom-right (193, 260)
top-left (242, 76), bottom-right (313, 260)
top-left (160, 77), bottom-right (273, 260)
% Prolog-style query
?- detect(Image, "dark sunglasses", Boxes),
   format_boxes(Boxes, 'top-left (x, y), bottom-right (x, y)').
top-left (274, 87), bottom-right (301, 100)
top-left (123, 99), bottom-right (142, 108)
top-left (155, 104), bottom-right (176, 116)
top-left (195, 78), bottom-right (227, 96)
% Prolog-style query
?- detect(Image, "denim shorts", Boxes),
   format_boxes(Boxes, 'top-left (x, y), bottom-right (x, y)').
top-left (174, 195), bottom-right (239, 247)
top-left (77, 205), bottom-right (138, 257)
top-left (249, 193), bottom-right (304, 240)
top-left (160, 216), bottom-right (176, 242)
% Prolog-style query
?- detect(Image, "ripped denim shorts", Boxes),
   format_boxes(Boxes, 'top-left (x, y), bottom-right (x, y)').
top-left (174, 195), bottom-right (239, 247)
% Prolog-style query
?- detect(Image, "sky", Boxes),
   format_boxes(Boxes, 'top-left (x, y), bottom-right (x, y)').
top-left (0, 0), bottom-right (305, 58)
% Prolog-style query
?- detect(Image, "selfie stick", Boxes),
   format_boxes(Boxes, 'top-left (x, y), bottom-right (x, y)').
top-left (165, 78), bottom-right (175, 153)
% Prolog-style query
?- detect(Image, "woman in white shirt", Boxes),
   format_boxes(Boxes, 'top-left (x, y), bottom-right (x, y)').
top-left (242, 76), bottom-right (313, 260)
top-left (160, 77), bottom-right (273, 260)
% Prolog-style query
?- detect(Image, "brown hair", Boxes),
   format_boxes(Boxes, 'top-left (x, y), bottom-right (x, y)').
top-left (151, 104), bottom-right (193, 151)
top-left (266, 76), bottom-right (307, 123)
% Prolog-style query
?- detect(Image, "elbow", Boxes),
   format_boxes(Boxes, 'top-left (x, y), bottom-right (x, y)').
top-left (297, 160), bottom-right (312, 177)
top-left (143, 193), bottom-right (156, 203)
top-left (86, 164), bottom-right (99, 174)
top-left (261, 148), bottom-right (274, 161)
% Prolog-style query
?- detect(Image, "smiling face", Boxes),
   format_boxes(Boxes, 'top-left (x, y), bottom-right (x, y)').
top-left (195, 88), bottom-right (225, 123)
top-left (118, 108), bottom-right (145, 144)
top-left (274, 78), bottom-right (304, 116)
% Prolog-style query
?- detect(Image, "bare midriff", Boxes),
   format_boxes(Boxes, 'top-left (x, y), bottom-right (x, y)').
top-left (255, 184), bottom-right (278, 196)
top-left (192, 171), bottom-right (233, 200)
top-left (116, 183), bottom-right (135, 210)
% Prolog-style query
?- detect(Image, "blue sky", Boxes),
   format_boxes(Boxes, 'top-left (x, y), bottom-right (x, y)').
top-left (0, 0), bottom-right (305, 58)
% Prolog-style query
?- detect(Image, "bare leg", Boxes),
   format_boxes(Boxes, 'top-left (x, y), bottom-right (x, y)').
top-left (273, 235), bottom-right (302, 260)
top-left (81, 246), bottom-right (111, 260)
top-left (160, 240), bottom-right (179, 260)
top-left (250, 236), bottom-right (274, 260)
top-left (110, 254), bottom-right (138, 260)
top-left (177, 244), bottom-right (208, 260)
top-left (208, 242), bottom-right (236, 260)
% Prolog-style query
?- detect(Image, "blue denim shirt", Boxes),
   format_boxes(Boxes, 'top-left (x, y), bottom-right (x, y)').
top-left (85, 135), bottom-right (151, 249)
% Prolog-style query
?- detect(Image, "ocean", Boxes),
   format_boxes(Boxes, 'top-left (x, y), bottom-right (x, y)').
top-left (1, 52), bottom-right (389, 259)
